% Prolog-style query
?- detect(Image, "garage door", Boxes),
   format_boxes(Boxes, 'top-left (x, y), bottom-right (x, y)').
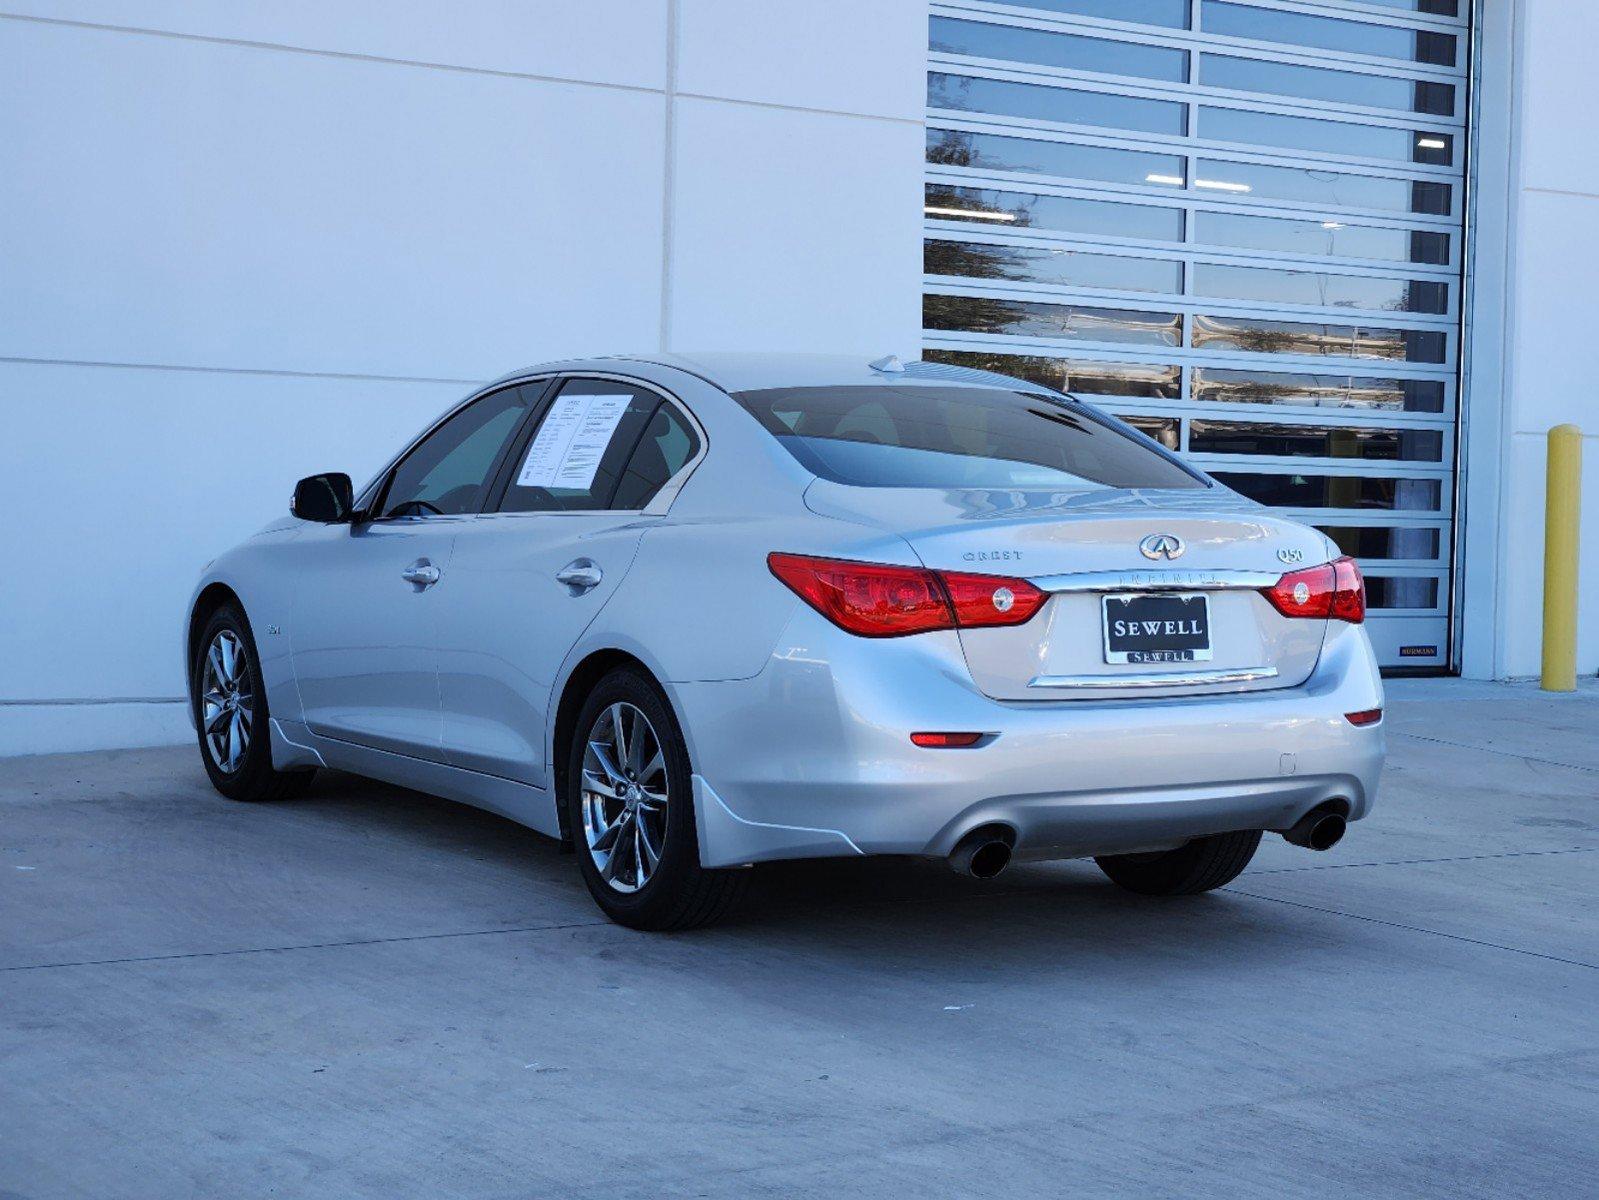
top-left (922, 0), bottom-right (1467, 669)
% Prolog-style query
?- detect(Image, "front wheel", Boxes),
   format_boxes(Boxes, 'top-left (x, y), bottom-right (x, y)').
top-left (1095, 830), bottom-right (1262, 896)
top-left (192, 605), bottom-right (315, 802)
top-left (565, 668), bottom-right (747, 930)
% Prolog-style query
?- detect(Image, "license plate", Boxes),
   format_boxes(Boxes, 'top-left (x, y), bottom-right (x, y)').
top-left (1102, 593), bottom-right (1212, 665)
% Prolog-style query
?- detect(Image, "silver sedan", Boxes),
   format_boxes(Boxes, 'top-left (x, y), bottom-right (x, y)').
top-left (184, 353), bottom-right (1385, 929)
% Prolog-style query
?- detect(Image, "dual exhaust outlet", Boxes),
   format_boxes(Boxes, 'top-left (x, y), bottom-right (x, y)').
top-left (946, 804), bottom-right (1348, 879)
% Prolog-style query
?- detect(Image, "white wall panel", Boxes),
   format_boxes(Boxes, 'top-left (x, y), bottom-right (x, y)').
top-left (0, 703), bottom-right (190, 758)
top-left (1, 362), bottom-right (470, 703)
top-left (0, 18), bottom-right (665, 378)
top-left (1, 2), bottom-right (932, 754)
top-left (1487, 1), bottom-right (1599, 678)
top-left (676, 0), bottom-right (924, 119)
top-left (1517, 0), bottom-right (1599, 196)
top-left (1507, 190), bottom-right (1599, 433)
top-left (668, 97), bottom-right (922, 355)
top-left (0, 2), bottom-right (667, 89)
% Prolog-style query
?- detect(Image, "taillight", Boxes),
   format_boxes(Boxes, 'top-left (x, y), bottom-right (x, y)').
top-left (1260, 556), bottom-right (1366, 624)
top-left (937, 569), bottom-right (1047, 629)
top-left (767, 554), bottom-right (949, 637)
top-left (767, 553), bottom-right (1045, 638)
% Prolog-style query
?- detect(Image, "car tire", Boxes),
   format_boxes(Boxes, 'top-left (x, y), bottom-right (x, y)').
top-left (565, 667), bottom-right (748, 931)
top-left (1094, 829), bottom-right (1262, 896)
top-left (192, 604), bottom-right (316, 802)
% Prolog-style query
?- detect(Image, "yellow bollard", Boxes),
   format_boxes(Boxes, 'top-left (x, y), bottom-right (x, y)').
top-left (1541, 424), bottom-right (1583, 692)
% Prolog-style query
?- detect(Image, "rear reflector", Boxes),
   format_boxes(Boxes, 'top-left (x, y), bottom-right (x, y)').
top-left (910, 732), bottom-right (984, 748)
top-left (768, 553), bottom-right (1045, 638)
top-left (1345, 708), bottom-right (1383, 727)
top-left (1261, 556), bottom-right (1366, 624)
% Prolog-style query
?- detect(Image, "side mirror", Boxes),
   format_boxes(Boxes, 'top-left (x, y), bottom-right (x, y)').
top-left (291, 473), bottom-right (355, 523)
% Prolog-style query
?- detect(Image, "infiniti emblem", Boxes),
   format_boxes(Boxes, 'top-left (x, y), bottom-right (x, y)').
top-left (1138, 533), bottom-right (1185, 561)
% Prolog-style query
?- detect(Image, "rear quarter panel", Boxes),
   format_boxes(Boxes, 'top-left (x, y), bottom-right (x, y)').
top-left (591, 509), bottom-right (921, 684)
top-left (579, 366), bottom-right (926, 685)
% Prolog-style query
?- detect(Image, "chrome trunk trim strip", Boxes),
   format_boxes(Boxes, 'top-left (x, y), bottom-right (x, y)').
top-left (1030, 569), bottom-right (1281, 594)
top-left (1027, 667), bottom-right (1281, 690)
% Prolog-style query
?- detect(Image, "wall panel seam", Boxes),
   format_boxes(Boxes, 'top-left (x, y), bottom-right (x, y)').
top-left (0, 355), bottom-right (483, 386)
top-left (0, 13), bottom-right (925, 125)
top-left (659, 0), bottom-right (679, 351)
top-left (0, 11), bottom-right (666, 94)
top-left (0, 698), bottom-right (185, 707)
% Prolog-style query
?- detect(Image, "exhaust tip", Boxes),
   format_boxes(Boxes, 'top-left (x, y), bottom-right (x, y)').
top-left (968, 840), bottom-right (1012, 880)
top-left (1306, 813), bottom-right (1346, 851)
top-left (1282, 808), bottom-right (1347, 852)
top-left (949, 827), bottom-right (1015, 879)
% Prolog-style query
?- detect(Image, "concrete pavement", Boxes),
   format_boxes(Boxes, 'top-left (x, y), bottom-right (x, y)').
top-left (2, 679), bottom-right (1596, 1198)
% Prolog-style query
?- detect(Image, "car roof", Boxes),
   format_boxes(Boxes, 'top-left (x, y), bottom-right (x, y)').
top-left (488, 352), bottom-right (1061, 399)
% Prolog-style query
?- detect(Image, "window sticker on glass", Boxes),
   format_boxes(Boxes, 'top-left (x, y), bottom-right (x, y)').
top-left (517, 393), bottom-right (632, 490)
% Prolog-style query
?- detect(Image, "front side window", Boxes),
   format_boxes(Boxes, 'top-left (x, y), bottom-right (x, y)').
top-left (379, 385), bottom-right (534, 518)
top-left (732, 384), bottom-right (1204, 491)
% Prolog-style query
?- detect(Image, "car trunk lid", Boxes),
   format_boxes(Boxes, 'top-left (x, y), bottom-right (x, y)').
top-left (804, 480), bottom-right (1332, 700)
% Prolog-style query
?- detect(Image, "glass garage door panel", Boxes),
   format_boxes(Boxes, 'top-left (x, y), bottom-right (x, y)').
top-left (925, 0), bottom-right (1466, 669)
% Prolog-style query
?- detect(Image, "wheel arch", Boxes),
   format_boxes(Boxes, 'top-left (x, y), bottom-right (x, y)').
top-left (186, 582), bottom-right (246, 702)
top-left (549, 646), bottom-right (691, 848)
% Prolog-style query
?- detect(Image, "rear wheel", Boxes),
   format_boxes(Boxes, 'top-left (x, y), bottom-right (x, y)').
top-left (1095, 830), bottom-right (1261, 896)
top-left (565, 668), bottom-right (747, 930)
top-left (192, 605), bottom-right (315, 802)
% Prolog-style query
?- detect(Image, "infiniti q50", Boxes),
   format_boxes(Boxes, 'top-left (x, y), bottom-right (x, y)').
top-left (185, 353), bottom-right (1384, 929)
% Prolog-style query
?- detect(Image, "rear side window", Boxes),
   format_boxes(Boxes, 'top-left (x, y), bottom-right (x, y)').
top-left (612, 401), bottom-right (700, 509)
top-left (498, 380), bottom-right (659, 513)
top-left (732, 384), bottom-right (1204, 490)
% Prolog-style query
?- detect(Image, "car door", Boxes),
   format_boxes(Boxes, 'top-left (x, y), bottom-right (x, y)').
top-left (436, 376), bottom-right (704, 787)
top-left (289, 383), bottom-right (541, 762)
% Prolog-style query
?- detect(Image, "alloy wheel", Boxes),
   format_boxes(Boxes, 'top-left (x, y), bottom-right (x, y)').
top-left (580, 702), bottom-right (669, 894)
top-left (201, 629), bottom-right (253, 773)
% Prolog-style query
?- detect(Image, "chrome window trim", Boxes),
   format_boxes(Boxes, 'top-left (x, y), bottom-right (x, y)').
top-left (925, 212), bottom-right (1462, 275)
top-left (922, 328), bottom-right (1461, 383)
top-left (928, 112), bottom-right (1465, 180)
top-left (926, 221), bottom-right (1461, 280)
top-left (959, 0), bottom-right (1469, 33)
top-left (932, 3), bottom-right (1470, 81)
top-left (353, 370), bottom-right (709, 520)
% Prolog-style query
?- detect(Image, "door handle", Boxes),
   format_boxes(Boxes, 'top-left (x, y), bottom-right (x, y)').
top-left (556, 560), bottom-right (603, 592)
top-left (401, 560), bottom-right (441, 588)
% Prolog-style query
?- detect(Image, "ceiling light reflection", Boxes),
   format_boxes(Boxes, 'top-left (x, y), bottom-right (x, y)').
top-left (923, 206), bottom-right (1017, 222)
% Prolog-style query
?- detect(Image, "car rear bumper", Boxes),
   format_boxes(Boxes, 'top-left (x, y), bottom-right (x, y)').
top-left (673, 610), bottom-right (1384, 868)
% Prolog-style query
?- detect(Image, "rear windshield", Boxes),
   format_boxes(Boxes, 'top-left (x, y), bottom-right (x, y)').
top-left (732, 384), bottom-right (1205, 490)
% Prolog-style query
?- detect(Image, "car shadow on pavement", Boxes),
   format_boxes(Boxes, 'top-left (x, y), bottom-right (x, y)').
top-left (264, 768), bottom-right (1344, 971)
